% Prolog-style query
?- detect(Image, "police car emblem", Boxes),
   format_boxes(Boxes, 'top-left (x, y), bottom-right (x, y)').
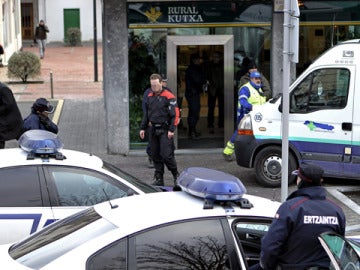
top-left (254, 113), bottom-right (263, 122)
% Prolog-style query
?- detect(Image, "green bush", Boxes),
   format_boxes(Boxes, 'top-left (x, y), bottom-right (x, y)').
top-left (65, 28), bottom-right (82, 46)
top-left (7, 51), bottom-right (41, 83)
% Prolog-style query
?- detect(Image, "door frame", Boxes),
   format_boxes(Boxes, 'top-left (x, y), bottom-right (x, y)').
top-left (166, 35), bottom-right (234, 148)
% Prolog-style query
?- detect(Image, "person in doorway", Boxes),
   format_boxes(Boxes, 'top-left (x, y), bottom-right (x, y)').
top-left (34, 20), bottom-right (49, 59)
top-left (223, 71), bottom-right (266, 160)
top-left (185, 53), bottom-right (206, 140)
top-left (206, 51), bottom-right (224, 134)
top-left (250, 162), bottom-right (346, 270)
top-left (140, 73), bottom-right (180, 186)
top-left (0, 82), bottom-right (23, 149)
top-left (23, 98), bottom-right (58, 134)
top-left (142, 75), bottom-right (172, 168)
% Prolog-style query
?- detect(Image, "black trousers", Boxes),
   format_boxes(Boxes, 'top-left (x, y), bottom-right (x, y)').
top-left (150, 127), bottom-right (177, 179)
top-left (207, 90), bottom-right (224, 128)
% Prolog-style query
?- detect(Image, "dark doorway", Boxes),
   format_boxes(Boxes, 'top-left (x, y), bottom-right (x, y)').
top-left (21, 3), bottom-right (34, 40)
top-left (177, 45), bottom-right (224, 149)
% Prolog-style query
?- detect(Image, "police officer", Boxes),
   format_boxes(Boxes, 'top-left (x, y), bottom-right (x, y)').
top-left (251, 162), bottom-right (346, 270)
top-left (140, 73), bottom-right (180, 186)
top-left (223, 71), bottom-right (266, 160)
top-left (0, 82), bottom-right (23, 148)
top-left (142, 76), bottom-right (172, 168)
top-left (23, 97), bottom-right (58, 134)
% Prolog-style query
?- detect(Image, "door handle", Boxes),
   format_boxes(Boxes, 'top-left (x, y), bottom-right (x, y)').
top-left (342, 122), bottom-right (352, 131)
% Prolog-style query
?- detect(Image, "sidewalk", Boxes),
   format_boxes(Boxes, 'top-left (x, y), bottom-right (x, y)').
top-left (0, 42), bottom-right (103, 101)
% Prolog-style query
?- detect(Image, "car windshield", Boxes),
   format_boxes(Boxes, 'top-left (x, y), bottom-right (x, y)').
top-left (9, 207), bottom-right (116, 269)
top-left (102, 161), bottom-right (161, 193)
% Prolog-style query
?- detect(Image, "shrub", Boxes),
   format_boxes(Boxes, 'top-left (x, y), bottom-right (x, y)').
top-left (7, 51), bottom-right (41, 83)
top-left (65, 28), bottom-right (82, 46)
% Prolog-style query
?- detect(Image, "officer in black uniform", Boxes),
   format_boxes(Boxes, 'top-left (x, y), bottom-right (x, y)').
top-left (251, 162), bottom-right (346, 270)
top-left (140, 73), bottom-right (180, 186)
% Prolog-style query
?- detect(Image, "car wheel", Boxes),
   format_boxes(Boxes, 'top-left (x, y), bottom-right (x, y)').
top-left (254, 146), bottom-right (297, 187)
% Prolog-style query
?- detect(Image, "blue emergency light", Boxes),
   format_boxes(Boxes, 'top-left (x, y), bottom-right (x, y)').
top-left (178, 167), bottom-right (248, 207)
top-left (18, 130), bottom-right (64, 159)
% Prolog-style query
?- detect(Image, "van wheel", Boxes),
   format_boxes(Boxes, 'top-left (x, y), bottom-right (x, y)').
top-left (254, 146), bottom-right (297, 187)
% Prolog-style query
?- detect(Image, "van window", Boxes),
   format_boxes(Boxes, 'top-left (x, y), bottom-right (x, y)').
top-left (290, 68), bottom-right (350, 113)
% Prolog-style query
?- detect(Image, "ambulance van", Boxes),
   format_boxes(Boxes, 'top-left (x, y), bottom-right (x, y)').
top-left (234, 39), bottom-right (360, 187)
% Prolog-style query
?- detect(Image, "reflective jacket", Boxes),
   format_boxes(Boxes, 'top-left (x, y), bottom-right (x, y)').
top-left (237, 81), bottom-right (266, 122)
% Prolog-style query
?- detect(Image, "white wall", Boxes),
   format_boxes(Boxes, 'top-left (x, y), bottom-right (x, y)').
top-left (44, 0), bottom-right (102, 43)
top-left (0, 0), bottom-right (22, 64)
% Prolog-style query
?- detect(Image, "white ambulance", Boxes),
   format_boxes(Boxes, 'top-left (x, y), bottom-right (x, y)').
top-left (235, 39), bottom-right (360, 187)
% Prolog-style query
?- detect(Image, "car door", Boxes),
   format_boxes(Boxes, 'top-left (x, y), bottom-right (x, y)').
top-left (87, 218), bottom-right (243, 270)
top-left (0, 166), bottom-right (54, 244)
top-left (232, 217), bottom-right (272, 268)
top-left (318, 232), bottom-right (360, 270)
top-left (44, 166), bottom-right (138, 222)
top-left (289, 67), bottom-right (354, 177)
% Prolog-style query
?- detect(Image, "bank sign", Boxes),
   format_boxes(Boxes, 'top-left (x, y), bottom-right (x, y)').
top-left (128, 2), bottom-right (273, 25)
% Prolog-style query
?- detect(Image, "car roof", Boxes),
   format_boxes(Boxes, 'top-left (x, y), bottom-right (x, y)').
top-left (0, 148), bottom-right (103, 169)
top-left (93, 191), bottom-right (280, 234)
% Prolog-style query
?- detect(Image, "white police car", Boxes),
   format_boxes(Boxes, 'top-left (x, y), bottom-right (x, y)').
top-left (0, 130), bottom-right (159, 244)
top-left (0, 167), bottom-right (281, 269)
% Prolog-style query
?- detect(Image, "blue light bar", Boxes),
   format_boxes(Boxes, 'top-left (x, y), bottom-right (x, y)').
top-left (178, 167), bottom-right (247, 202)
top-left (18, 130), bottom-right (63, 154)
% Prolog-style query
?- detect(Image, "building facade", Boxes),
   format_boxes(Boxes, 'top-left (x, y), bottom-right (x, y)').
top-left (0, 0), bottom-right (22, 65)
top-left (124, 1), bottom-right (360, 153)
top-left (20, 0), bottom-right (102, 43)
top-left (3, 1), bottom-right (360, 154)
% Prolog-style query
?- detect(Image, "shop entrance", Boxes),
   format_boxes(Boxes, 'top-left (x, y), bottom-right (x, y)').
top-left (167, 35), bottom-right (234, 149)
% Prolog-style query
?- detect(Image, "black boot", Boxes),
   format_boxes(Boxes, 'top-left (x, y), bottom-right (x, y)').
top-left (172, 170), bottom-right (180, 185)
top-left (152, 174), bottom-right (164, 186)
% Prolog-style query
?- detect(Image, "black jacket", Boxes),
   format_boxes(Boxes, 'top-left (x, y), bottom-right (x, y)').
top-left (35, 25), bottom-right (49, 40)
top-left (0, 83), bottom-right (23, 141)
top-left (260, 186), bottom-right (346, 270)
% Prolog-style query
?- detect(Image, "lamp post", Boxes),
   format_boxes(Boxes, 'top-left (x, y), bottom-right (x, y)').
top-left (93, 0), bottom-right (98, 82)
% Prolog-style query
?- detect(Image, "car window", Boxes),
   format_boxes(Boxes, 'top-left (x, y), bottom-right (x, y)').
top-left (290, 68), bottom-right (349, 113)
top-left (102, 161), bottom-right (160, 193)
top-left (233, 218), bottom-right (272, 268)
top-left (0, 166), bottom-right (43, 207)
top-left (87, 238), bottom-right (127, 270)
top-left (318, 232), bottom-right (360, 270)
top-left (46, 167), bottom-right (134, 206)
top-left (9, 207), bottom-right (117, 269)
top-left (87, 218), bottom-right (239, 270)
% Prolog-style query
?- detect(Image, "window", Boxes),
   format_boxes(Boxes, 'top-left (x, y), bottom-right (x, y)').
top-left (233, 218), bottom-right (272, 268)
top-left (87, 239), bottom-right (127, 270)
top-left (0, 166), bottom-right (43, 207)
top-left (10, 208), bottom-right (116, 269)
top-left (46, 167), bottom-right (133, 206)
top-left (290, 68), bottom-right (350, 113)
top-left (88, 219), bottom-right (236, 270)
top-left (134, 219), bottom-right (232, 269)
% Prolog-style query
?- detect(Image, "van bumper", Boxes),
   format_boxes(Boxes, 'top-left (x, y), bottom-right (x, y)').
top-left (234, 134), bottom-right (258, 168)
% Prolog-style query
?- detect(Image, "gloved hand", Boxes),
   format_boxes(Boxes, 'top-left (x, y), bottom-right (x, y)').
top-left (39, 114), bottom-right (51, 129)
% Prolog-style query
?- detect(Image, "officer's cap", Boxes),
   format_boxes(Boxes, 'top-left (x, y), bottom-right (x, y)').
top-left (33, 98), bottom-right (55, 113)
top-left (292, 162), bottom-right (324, 186)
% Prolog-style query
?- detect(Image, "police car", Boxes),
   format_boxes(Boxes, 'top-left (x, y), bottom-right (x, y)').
top-left (0, 168), bottom-right (358, 270)
top-left (0, 130), bottom-right (159, 244)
